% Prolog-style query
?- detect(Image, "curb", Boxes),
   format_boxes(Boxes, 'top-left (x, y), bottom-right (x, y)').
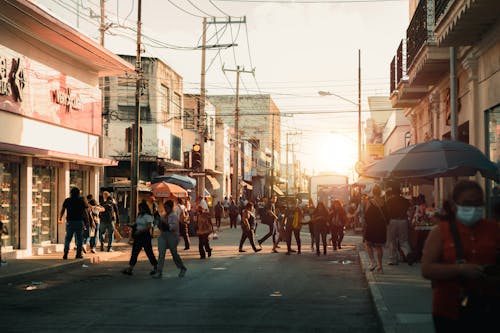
top-left (0, 258), bottom-right (91, 284)
top-left (357, 248), bottom-right (396, 333)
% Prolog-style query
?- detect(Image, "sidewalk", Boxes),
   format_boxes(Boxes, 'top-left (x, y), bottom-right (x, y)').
top-left (358, 245), bottom-right (434, 333)
top-left (0, 241), bottom-right (130, 283)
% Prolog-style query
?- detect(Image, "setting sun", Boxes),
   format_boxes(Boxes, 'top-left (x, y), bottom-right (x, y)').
top-left (308, 133), bottom-right (358, 176)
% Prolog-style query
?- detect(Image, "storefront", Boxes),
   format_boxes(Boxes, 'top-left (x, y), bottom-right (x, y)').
top-left (486, 105), bottom-right (500, 219)
top-left (0, 154), bottom-right (21, 250)
top-left (0, 0), bottom-right (134, 258)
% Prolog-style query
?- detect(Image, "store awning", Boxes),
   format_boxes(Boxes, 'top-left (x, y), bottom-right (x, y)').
top-left (240, 180), bottom-right (253, 190)
top-left (273, 185), bottom-right (284, 196)
top-left (0, 142), bottom-right (118, 166)
top-left (0, 0), bottom-right (135, 77)
top-left (206, 175), bottom-right (220, 190)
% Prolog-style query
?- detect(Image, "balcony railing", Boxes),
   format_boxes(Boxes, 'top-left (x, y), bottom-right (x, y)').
top-left (389, 39), bottom-right (407, 94)
top-left (406, 0), bottom-right (434, 68)
top-left (435, 0), bottom-right (451, 22)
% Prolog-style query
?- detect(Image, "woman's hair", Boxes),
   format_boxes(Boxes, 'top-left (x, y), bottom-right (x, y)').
top-left (164, 200), bottom-right (174, 210)
top-left (138, 201), bottom-right (151, 215)
top-left (452, 180), bottom-right (483, 203)
top-left (246, 202), bottom-right (254, 209)
top-left (70, 187), bottom-right (80, 198)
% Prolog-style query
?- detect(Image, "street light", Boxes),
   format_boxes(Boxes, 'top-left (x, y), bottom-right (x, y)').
top-left (318, 49), bottom-right (362, 168)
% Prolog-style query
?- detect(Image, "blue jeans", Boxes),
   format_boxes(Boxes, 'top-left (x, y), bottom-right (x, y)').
top-left (99, 222), bottom-right (114, 250)
top-left (64, 220), bottom-right (84, 256)
top-left (90, 222), bottom-right (99, 249)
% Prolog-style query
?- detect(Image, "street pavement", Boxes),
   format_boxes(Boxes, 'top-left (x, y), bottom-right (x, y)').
top-left (0, 220), bottom-right (434, 332)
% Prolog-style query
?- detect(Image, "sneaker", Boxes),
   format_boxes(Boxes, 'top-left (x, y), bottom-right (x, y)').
top-left (152, 272), bottom-right (162, 279)
top-left (121, 268), bottom-right (133, 276)
top-left (254, 248), bottom-right (262, 253)
top-left (75, 255), bottom-right (84, 259)
top-left (150, 266), bottom-right (158, 275)
top-left (107, 248), bottom-right (113, 252)
top-left (178, 268), bottom-right (187, 278)
top-left (62, 254), bottom-right (68, 260)
top-left (207, 248), bottom-right (212, 257)
top-left (100, 245), bottom-right (104, 252)
top-left (90, 249), bottom-right (96, 254)
top-left (239, 249), bottom-right (246, 252)
top-left (387, 262), bottom-right (398, 266)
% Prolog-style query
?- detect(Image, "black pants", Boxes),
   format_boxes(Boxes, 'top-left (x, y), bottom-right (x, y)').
top-left (198, 234), bottom-right (211, 258)
top-left (180, 222), bottom-right (190, 249)
top-left (258, 222), bottom-right (276, 245)
top-left (331, 225), bottom-right (344, 249)
top-left (229, 215), bottom-right (237, 228)
top-left (314, 224), bottom-right (328, 255)
top-left (215, 217), bottom-right (221, 229)
top-left (286, 228), bottom-right (301, 253)
top-left (129, 233), bottom-right (157, 267)
top-left (239, 229), bottom-right (258, 251)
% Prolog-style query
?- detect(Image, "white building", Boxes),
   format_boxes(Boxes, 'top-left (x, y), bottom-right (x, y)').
top-left (0, 0), bottom-right (133, 258)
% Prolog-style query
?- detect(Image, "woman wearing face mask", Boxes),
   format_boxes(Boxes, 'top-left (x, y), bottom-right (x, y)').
top-left (421, 180), bottom-right (500, 332)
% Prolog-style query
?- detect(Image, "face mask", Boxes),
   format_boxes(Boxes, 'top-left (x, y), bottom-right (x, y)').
top-left (456, 205), bottom-right (483, 226)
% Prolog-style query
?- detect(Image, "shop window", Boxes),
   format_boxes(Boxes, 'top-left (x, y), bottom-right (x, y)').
top-left (32, 166), bottom-right (56, 244)
top-left (0, 161), bottom-right (20, 249)
top-left (486, 106), bottom-right (500, 219)
top-left (70, 169), bottom-right (88, 197)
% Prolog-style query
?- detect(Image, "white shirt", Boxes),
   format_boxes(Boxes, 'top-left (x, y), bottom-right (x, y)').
top-left (136, 213), bottom-right (153, 231)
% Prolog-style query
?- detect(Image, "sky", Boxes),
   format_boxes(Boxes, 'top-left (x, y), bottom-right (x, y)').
top-left (35, 0), bottom-right (410, 179)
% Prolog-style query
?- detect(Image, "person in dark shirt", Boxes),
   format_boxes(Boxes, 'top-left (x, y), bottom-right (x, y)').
top-left (59, 187), bottom-right (88, 260)
top-left (385, 183), bottom-right (411, 265)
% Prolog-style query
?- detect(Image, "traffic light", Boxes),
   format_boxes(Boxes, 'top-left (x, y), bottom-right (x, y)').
top-left (191, 144), bottom-right (202, 170)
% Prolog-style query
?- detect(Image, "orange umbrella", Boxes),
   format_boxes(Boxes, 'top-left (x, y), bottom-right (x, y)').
top-left (151, 181), bottom-right (188, 198)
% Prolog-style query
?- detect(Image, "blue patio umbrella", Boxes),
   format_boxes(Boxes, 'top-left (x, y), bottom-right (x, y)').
top-left (362, 140), bottom-right (499, 183)
top-left (152, 174), bottom-right (197, 190)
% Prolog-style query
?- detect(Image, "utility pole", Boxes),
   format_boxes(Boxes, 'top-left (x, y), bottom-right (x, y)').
top-left (358, 49), bottom-right (362, 163)
top-left (198, 17), bottom-right (207, 197)
top-left (285, 131), bottom-right (301, 196)
top-left (222, 65), bottom-right (254, 201)
top-left (198, 17), bottom-right (242, 197)
top-left (130, 0), bottom-right (142, 223)
top-left (99, 0), bottom-right (105, 47)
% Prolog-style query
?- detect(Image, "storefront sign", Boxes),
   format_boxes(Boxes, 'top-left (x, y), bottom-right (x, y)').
top-left (51, 88), bottom-right (82, 112)
top-left (0, 56), bottom-right (25, 102)
top-left (32, 158), bottom-right (63, 168)
top-left (0, 46), bottom-right (101, 135)
top-left (0, 153), bottom-right (23, 163)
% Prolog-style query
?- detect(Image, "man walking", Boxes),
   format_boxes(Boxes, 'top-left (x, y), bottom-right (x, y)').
top-left (99, 191), bottom-right (120, 252)
top-left (386, 183), bottom-right (411, 265)
top-left (153, 200), bottom-right (187, 279)
top-left (59, 187), bottom-right (88, 259)
top-left (258, 196), bottom-right (278, 247)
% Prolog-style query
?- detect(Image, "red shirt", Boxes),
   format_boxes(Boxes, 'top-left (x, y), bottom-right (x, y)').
top-left (432, 218), bottom-right (499, 319)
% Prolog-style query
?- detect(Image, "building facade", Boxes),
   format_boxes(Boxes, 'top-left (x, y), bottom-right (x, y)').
top-left (389, 0), bottom-right (499, 213)
top-left (0, 0), bottom-right (133, 258)
top-left (209, 94), bottom-right (281, 198)
top-left (103, 56), bottom-right (184, 184)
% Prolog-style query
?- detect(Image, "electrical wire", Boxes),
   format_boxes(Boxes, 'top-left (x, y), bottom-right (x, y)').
top-left (167, 0), bottom-right (205, 18)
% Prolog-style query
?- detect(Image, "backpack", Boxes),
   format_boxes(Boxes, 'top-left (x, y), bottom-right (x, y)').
top-left (100, 201), bottom-right (115, 224)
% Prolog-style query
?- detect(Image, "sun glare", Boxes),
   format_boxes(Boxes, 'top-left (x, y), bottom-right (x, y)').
top-left (314, 134), bottom-right (358, 175)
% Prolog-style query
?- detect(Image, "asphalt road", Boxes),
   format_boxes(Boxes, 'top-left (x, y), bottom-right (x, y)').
top-left (0, 228), bottom-right (381, 333)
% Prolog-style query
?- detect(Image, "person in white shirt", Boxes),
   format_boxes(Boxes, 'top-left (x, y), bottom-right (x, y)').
top-left (122, 201), bottom-right (157, 276)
